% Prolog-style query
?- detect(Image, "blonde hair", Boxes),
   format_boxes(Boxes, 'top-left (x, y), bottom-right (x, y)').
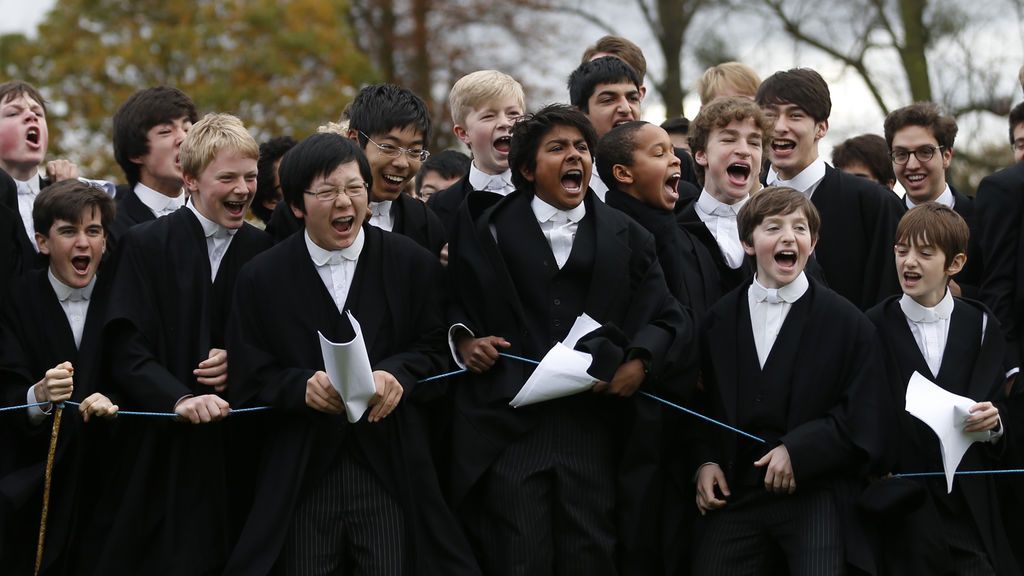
top-left (448, 70), bottom-right (525, 126)
top-left (179, 113), bottom-right (258, 177)
top-left (697, 62), bottom-right (761, 106)
top-left (317, 120), bottom-right (349, 135)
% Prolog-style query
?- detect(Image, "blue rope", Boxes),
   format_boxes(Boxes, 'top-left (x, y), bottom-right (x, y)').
top-left (895, 469), bottom-right (1024, 478)
top-left (0, 401), bottom-right (49, 413)
top-left (498, 352), bottom-right (541, 365)
top-left (639, 391), bottom-right (768, 444)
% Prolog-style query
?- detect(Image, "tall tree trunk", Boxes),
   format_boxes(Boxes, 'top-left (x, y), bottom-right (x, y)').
top-left (897, 0), bottom-right (932, 101)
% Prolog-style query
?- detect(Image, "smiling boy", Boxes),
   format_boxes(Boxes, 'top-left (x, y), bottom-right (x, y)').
top-left (0, 181), bottom-right (118, 574)
top-left (677, 97), bottom-right (770, 295)
top-left (344, 84), bottom-right (446, 257)
top-left (447, 104), bottom-right (690, 575)
top-left (427, 70), bottom-right (525, 235)
top-left (85, 113), bottom-right (272, 574)
top-left (866, 204), bottom-right (1018, 575)
top-left (693, 186), bottom-right (887, 575)
top-left (758, 68), bottom-right (903, 310)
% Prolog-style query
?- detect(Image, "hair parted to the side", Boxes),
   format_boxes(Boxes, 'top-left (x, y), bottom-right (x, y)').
top-left (448, 70), bottom-right (526, 126)
top-left (696, 62), bottom-right (761, 106)
top-left (33, 179), bottom-right (115, 237)
top-left (113, 86), bottom-right (198, 186)
top-left (0, 80), bottom-right (47, 114)
top-left (278, 133), bottom-right (372, 214)
top-left (580, 35), bottom-right (648, 80)
top-left (178, 113), bottom-right (258, 179)
top-left (755, 68), bottom-right (831, 123)
top-left (832, 134), bottom-right (896, 186)
top-left (345, 84), bottom-right (432, 145)
top-left (567, 57), bottom-right (642, 112)
top-left (895, 203), bottom-right (969, 268)
top-left (883, 102), bottom-right (958, 150)
top-left (738, 186), bottom-right (821, 246)
top-left (508, 104), bottom-right (597, 194)
top-left (596, 120), bottom-right (649, 187)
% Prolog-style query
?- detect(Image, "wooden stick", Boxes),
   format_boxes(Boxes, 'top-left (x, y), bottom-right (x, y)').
top-left (34, 404), bottom-right (63, 576)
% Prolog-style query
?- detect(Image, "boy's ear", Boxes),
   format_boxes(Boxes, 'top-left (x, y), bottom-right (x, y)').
top-left (694, 149), bottom-right (709, 168)
top-left (453, 124), bottom-right (471, 146)
top-left (520, 165), bottom-right (535, 183)
top-left (947, 252), bottom-right (967, 276)
top-left (813, 119), bottom-right (829, 141)
top-left (611, 163), bottom-right (634, 186)
top-left (182, 171), bottom-right (200, 194)
top-left (290, 203), bottom-right (306, 220)
top-left (742, 240), bottom-right (755, 256)
top-left (346, 129), bottom-right (360, 143)
top-left (941, 146), bottom-right (954, 170)
top-left (35, 232), bottom-right (50, 256)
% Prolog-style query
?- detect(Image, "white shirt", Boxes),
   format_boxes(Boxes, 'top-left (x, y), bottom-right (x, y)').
top-left (368, 201), bottom-right (394, 232)
top-left (468, 164), bottom-right (515, 196)
top-left (694, 189), bottom-right (748, 269)
top-left (900, 291), bottom-right (1003, 441)
top-left (589, 168), bottom-right (608, 202)
top-left (135, 181), bottom-right (185, 217)
top-left (767, 158), bottom-right (827, 198)
top-left (15, 175), bottom-right (41, 250)
top-left (531, 195), bottom-right (586, 269)
top-left (305, 228), bottom-right (364, 313)
top-left (27, 271), bottom-right (97, 423)
top-left (905, 184), bottom-right (954, 210)
top-left (747, 273), bottom-right (809, 367)
top-left (187, 204), bottom-right (236, 281)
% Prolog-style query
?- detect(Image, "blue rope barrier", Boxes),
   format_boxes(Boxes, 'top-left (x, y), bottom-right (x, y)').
top-left (894, 469), bottom-right (1024, 478)
top-left (0, 401), bottom-right (49, 413)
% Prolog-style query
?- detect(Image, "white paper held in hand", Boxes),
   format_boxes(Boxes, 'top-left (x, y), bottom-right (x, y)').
top-left (509, 314), bottom-right (601, 408)
top-left (317, 311), bottom-right (377, 424)
top-left (905, 371), bottom-right (990, 493)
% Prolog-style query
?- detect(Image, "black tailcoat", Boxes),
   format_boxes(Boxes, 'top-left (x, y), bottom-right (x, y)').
top-left (224, 227), bottom-right (478, 576)
top-left (389, 192), bottom-right (447, 257)
top-left (866, 296), bottom-right (1019, 575)
top-left (107, 186), bottom-right (156, 255)
top-left (0, 268), bottom-right (112, 575)
top-left (698, 279), bottom-right (888, 574)
top-left (426, 170), bottom-right (472, 236)
top-left (83, 208), bottom-right (272, 575)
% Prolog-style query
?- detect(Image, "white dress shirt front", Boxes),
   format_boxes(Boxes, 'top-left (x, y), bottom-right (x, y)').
top-left (135, 181), bottom-right (185, 217)
top-left (368, 200), bottom-right (394, 232)
top-left (468, 164), bottom-right (515, 196)
top-left (747, 272), bottom-right (809, 368)
top-left (531, 195), bottom-right (586, 269)
top-left (767, 157), bottom-right (827, 198)
top-left (187, 204), bottom-right (236, 281)
top-left (694, 189), bottom-right (749, 270)
top-left (305, 228), bottom-right (364, 313)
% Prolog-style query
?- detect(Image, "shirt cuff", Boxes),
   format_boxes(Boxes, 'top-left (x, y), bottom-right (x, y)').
top-left (1006, 367), bottom-right (1020, 380)
top-left (27, 385), bottom-right (50, 425)
top-left (990, 415), bottom-right (1004, 443)
top-left (448, 324), bottom-right (474, 370)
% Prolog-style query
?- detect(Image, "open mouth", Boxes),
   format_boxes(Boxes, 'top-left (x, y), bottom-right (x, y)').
top-left (25, 127), bottom-right (40, 146)
top-left (71, 255), bottom-right (91, 273)
top-left (382, 173), bottom-right (405, 187)
top-left (774, 250), bottom-right (797, 267)
top-left (903, 271), bottom-right (921, 285)
top-left (493, 136), bottom-right (511, 154)
top-left (332, 215), bottom-right (354, 234)
top-left (223, 200), bottom-right (248, 216)
top-left (771, 139), bottom-right (796, 153)
top-left (726, 162), bottom-right (752, 187)
top-left (561, 169), bottom-right (583, 192)
top-left (904, 174), bottom-right (926, 185)
top-left (664, 173), bottom-right (681, 198)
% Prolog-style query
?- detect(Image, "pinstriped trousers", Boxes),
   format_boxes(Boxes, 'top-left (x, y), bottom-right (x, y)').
top-left (691, 487), bottom-right (843, 576)
top-left (282, 449), bottom-right (406, 576)
top-left (469, 414), bottom-right (618, 576)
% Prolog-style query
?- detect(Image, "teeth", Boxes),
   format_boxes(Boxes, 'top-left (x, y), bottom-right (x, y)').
top-left (383, 174), bottom-right (404, 184)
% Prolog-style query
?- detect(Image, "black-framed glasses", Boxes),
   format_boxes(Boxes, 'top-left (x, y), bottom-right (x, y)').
top-left (891, 145), bottom-right (944, 165)
top-left (304, 182), bottom-right (369, 202)
top-left (1012, 140), bottom-right (1024, 153)
top-left (359, 131), bottom-right (430, 162)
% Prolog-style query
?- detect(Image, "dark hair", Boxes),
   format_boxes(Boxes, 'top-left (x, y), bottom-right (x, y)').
top-left (580, 35), bottom-right (647, 80)
top-left (509, 104), bottom-right (598, 194)
top-left (895, 203), bottom-right (969, 268)
top-left (112, 87), bottom-right (198, 187)
top-left (344, 84), bottom-right (432, 146)
top-left (832, 134), bottom-right (896, 186)
top-left (253, 136), bottom-right (297, 223)
top-left (1009, 101), bottom-right (1024, 144)
top-left (279, 133), bottom-right (372, 213)
top-left (596, 121), bottom-right (649, 186)
top-left (661, 117), bottom-right (689, 135)
top-left (738, 186), bottom-right (821, 246)
top-left (415, 149), bottom-right (470, 194)
top-left (0, 80), bottom-right (47, 115)
top-left (755, 68), bottom-right (831, 123)
top-left (33, 180), bottom-right (115, 237)
top-left (883, 102), bottom-right (958, 150)
top-left (567, 56), bottom-right (642, 112)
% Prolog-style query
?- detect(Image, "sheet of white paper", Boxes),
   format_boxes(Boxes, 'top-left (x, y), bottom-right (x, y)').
top-left (510, 343), bottom-right (596, 407)
top-left (562, 313), bottom-right (602, 351)
top-left (905, 371), bottom-right (990, 493)
top-left (317, 311), bottom-right (376, 424)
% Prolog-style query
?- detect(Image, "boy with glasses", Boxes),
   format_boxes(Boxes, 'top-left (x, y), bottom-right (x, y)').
top-left (343, 84), bottom-right (446, 258)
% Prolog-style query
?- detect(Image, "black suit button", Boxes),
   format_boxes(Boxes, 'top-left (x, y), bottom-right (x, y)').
top-left (754, 396), bottom-right (762, 403)
top-left (554, 320), bottom-right (560, 327)
top-left (554, 299), bottom-right (561, 306)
